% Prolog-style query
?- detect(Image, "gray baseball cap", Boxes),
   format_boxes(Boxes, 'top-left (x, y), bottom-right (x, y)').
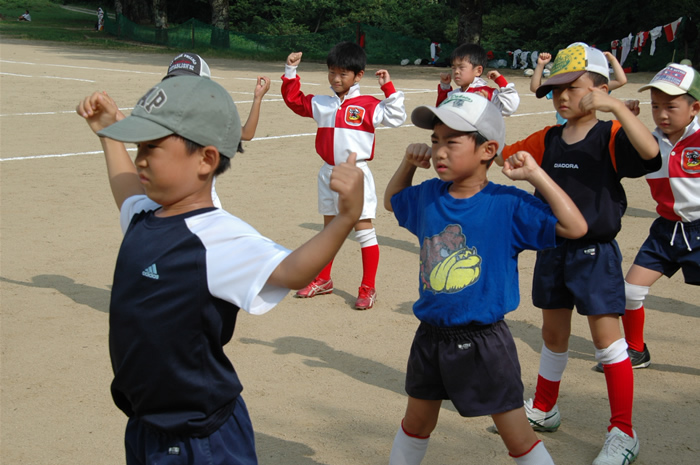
top-left (411, 93), bottom-right (506, 155)
top-left (98, 76), bottom-right (241, 158)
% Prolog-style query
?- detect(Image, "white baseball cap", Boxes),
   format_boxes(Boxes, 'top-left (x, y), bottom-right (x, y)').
top-left (411, 93), bottom-right (506, 155)
top-left (638, 64), bottom-right (700, 101)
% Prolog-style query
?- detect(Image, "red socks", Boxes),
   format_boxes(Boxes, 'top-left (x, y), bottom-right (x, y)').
top-left (360, 244), bottom-right (379, 288)
top-left (533, 375), bottom-right (561, 412)
top-left (603, 358), bottom-right (635, 437)
top-left (622, 305), bottom-right (646, 352)
top-left (318, 260), bottom-right (334, 281)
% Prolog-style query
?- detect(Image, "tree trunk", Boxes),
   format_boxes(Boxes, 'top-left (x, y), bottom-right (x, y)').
top-left (114, 0), bottom-right (123, 35)
top-left (457, 0), bottom-right (483, 45)
top-left (153, 0), bottom-right (168, 44)
top-left (210, 0), bottom-right (230, 49)
top-left (122, 0), bottom-right (151, 25)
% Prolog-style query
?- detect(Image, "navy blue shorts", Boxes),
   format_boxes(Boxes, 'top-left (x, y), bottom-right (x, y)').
top-left (633, 217), bottom-right (700, 285)
top-left (532, 240), bottom-right (625, 315)
top-left (405, 320), bottom-right (524, 417)
top-left (124, 396), bottom-right (257, 465)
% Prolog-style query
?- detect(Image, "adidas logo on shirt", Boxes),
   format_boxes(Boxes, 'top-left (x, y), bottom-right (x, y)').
top-left (142, 264), bottom-right (159, 280)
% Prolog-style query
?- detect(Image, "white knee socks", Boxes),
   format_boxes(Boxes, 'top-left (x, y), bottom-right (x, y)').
top-left (388, 423), bottom-right (429, 465)
top-left (510, 440), bottom-right (555, 465)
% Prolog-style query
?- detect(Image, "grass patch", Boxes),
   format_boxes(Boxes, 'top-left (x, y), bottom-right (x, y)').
top-left (0, 1), bottom-right (167, 51)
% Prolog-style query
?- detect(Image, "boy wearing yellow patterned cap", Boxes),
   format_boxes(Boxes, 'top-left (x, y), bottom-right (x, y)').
top-left (499, 43), bottom-right (661, 465)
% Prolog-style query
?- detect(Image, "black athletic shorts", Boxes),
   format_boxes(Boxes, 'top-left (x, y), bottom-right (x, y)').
top-left (405, 319), bottom-right (524, 417)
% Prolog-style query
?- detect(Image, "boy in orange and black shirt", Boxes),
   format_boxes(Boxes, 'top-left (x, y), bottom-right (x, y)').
top-left (499, 43), bottom-right (660, 465)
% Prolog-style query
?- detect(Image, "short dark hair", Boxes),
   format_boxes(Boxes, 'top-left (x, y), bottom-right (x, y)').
top-left (451, 44), bottom-right (488, 68)
top-left (587, 71), bottom-right (609, 87)
top-left (177, 135), bottom-right (232, 176)
top-left (327, 42), bottom-right (366, 74)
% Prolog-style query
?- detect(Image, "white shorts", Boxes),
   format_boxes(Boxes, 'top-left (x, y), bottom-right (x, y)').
top-left (317, 162), bottom-right (376, 220)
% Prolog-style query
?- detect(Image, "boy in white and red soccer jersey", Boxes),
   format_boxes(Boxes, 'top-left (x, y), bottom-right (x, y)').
top-left (281, 41), bottom-right (406, 310)
top-left (610, 63), bottom-right (700, 370)
top-left (437, 43), bottom-right (520, 116)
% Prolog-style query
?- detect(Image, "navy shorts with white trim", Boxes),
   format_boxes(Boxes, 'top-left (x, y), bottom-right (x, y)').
top-left (532, 239), bottom-right (625, 315)
top-left (633, 216), bottom-right (700, 285)
top-left (405, 320), bottom-right (524, 417)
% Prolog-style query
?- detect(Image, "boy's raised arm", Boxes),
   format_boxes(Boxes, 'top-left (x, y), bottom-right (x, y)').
top-left (502, 151), bottom-right (587, 239)
top-left (267, 153), bottom-right (364, 289)
top-left (604, 51), bottom-right (628, 91)
top-left (384, 143), bottom-right (432, 211)
top-left (580, 89), bottom-right (659, 160)
top-left (76, 91), bottom-right (144, 210)
top-left (530, 53), bottom-right (551, 93)
top-left (240, 76), bottom-right (271, 141)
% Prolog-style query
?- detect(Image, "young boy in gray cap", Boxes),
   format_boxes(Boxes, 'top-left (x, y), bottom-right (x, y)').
top-left (100, 52), bottom-right (271, 208)
top-left (383, 93), bottom-right (587, 465)
top-left (76, 76), bottom-right (364, 464)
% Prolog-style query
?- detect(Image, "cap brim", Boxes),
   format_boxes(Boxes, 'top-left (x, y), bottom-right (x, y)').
top-left (535, 70), bottom-right (586, 98)
top-left (97, 115), bottom-right (174, 143)
top-left (637, 82), bottom-right (687, 95)
top-left (411, 105), bottom-right (479, 132)
top-left (167, 68), bottom-right (194, 77)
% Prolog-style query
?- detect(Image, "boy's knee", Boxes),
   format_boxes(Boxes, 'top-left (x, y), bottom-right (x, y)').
top-left (541, 329), bottom-right (569, 350)
top-left (595, 338), bottom-right (628, 364)
top-left (625, 281), bottom-right (649, 310)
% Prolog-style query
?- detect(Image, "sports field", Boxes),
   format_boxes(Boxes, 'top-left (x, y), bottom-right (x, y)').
top-left (1, 39), bottom-right (698, 464)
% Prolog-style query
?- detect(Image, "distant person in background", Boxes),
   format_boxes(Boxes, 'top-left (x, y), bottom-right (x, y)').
top-left (96, 7), bottom-right (104, 31)
top-left (17, 10), bottom-right (31, 21)
top-left (430, 41), bottom-right (441, 65)
top-left (437, 43), bottom-right (520, 116)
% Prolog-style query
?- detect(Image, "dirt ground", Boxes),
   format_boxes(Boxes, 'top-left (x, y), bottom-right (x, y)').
top-left (1, 39), bottom-right (699, 465)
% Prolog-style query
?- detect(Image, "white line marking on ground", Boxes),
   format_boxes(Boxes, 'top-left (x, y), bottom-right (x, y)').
top-left (0, 71), bottom-right (95, 82)
top-left (1, 59), bottom-right (162, 76)
top-left (0, 125), bottom-right (417, 162)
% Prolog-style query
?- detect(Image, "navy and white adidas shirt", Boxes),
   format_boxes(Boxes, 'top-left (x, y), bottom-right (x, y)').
top-left (109, 195), bottom-right (290, 437)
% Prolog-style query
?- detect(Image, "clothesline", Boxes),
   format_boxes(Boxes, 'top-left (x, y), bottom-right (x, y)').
top-left (505, 16), bottom-right (687, 71)
top-left (611, 17), bottom-right (683, 66)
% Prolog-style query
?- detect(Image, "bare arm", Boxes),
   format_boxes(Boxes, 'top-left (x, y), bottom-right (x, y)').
top-left (384, 143), bottom-right (432, 211)
top-left (580, 88), bottom-right (659, 160)
top-left (267, 153), bottom-right (364, 289)
top-left (240, 76), bottom-right (271, 141)
top-left (502, 151), bottom-right (587, 239)
top-left (76, 92), bottom-right (144, 210)
top-left (604, 51), bottom-right (627, 91)
top-left (530, 53), bottom-right (551, 93)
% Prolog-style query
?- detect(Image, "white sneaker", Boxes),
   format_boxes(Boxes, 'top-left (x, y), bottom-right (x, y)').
top-left (592, 427), bottom-right (639, 465)
top-left (524, 398), bottom-right (561, 432)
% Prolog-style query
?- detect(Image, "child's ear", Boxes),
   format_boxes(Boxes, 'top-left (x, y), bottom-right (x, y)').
top-left (691, 99), bottom-right (700, 117)
top-left (475, 65), bottom-right (484, 76)
top-left (354, 70), bottom-right (365, 82)
top-left (199, 146), bottom-right (220, 176)
top-left (480, 140), bottom-right (499, 160)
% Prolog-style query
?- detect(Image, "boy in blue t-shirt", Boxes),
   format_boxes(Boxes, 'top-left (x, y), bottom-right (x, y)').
top-left (384, 93), bottom-right (587, 465)
top-left (76, 76), bottom-right (364, 464)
